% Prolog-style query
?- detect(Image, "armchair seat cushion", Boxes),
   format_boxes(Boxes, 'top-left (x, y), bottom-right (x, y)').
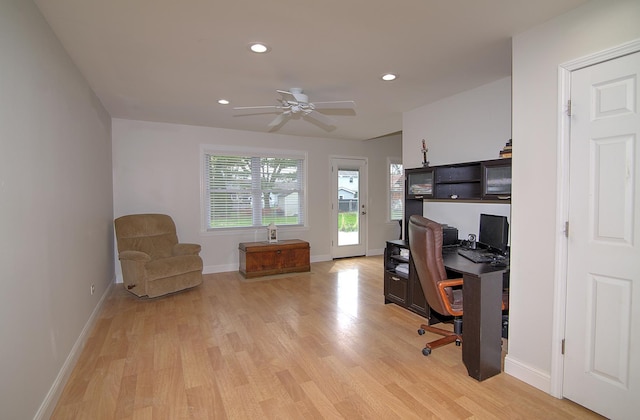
top-left (145, 255), bottom-right (203, 281)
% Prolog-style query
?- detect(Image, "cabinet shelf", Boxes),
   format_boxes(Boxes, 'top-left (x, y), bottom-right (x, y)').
top-left (387, 269), bottom-right (408, 279)
top-left (384, 240), bottom-right (429, 319)
top-left (437, 178), bottom-right (481, 184)
top-left (389, 254), bottom-right (408, 264)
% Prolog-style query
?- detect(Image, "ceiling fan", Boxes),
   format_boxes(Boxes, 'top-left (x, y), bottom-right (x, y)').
top-left (233, 88), bottom-right (356, 130)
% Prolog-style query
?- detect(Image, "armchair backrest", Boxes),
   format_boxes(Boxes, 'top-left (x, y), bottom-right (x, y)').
top-left (114, 214), bottom-right (178, 259)
top-left (408, 215), bottom-right (450, 316)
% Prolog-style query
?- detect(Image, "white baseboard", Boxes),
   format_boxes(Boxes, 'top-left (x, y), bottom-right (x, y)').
top-left (504, 354), bottom-right (552, 394)
top-left (203, 263), bottom-right (237, 274)
top-left (34, 281), bottom-right (114, 420)
top-left (367, 248), bottom-right (384, 256)
top-left (311, 254), bottom-right (332, 263)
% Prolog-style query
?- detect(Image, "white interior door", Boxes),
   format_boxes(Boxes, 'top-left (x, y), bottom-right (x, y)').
top-left (564, 51), bottom-right (640, 419)
top-left (331, 158), bottom-right (367, 258)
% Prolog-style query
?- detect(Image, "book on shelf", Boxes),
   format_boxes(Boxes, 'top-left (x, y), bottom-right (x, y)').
top-left (499, 139), bottom-right (512, 158)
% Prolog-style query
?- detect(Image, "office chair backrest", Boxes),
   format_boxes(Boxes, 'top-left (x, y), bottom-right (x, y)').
top-left (408, 215), bottom-right (450, 316)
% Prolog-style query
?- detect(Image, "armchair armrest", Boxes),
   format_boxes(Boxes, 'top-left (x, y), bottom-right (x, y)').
top-left (173, 243), bottom-right (201, 256)
top-left (118, 250), bottom-right (151, 262)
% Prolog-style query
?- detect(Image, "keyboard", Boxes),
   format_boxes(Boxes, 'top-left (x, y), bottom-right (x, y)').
top-left (458, 248), bottom-right (496, 263)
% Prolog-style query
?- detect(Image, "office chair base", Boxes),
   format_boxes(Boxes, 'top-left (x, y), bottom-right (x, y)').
top-left (418, 323), bottom-right (463, 356)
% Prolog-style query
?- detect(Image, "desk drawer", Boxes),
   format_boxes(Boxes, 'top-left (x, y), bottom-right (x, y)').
top-left (384, 271), bottom-right (408, 305)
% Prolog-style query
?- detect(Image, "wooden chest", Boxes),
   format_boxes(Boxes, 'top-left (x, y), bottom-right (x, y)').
top-left (238, 239), bottom-right (310, 278)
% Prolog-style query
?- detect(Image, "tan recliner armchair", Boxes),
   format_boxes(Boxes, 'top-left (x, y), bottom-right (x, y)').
top-left (114, 214), bottom-right (203, 298)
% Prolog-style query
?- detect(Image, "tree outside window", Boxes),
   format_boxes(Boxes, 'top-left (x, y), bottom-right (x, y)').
top-left (204, 152), bottom-right (305, 229)
top-left (390, 162), bottom-right (403, 221)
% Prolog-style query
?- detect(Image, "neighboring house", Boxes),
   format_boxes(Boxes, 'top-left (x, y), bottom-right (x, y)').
top-left (338, 187), bottom-right (357, 200)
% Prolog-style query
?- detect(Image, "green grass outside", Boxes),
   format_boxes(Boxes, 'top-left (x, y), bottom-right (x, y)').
top-left (210, 215), bottom-right (299, 228)
top-left (210, 212), bottom-right (358, 231)
top-left (338, 212), bottom-right (359, 232)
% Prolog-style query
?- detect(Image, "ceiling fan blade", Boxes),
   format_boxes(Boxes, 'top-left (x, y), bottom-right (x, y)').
top-left (277, 89), bottom-right (308, 103)
top-left (276, 89), bottom-right (293, 97)
top-left (267, 113), bottom-right (287, 128)
top-left (305, 110), bottom-right (335, 127)
top-left (233, 105), bottom-right (281, 110)
top-left (312, 100), bottom-right (356, 110)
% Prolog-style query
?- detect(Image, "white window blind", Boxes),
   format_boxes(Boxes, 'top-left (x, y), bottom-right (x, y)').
top-left (203, 152), bottom-right (305, 229)
top-left (389, 161), bottom-right (403, 221)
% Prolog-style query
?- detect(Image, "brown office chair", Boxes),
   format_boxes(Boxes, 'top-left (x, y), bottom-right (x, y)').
top-left (409, 215), bottom-right (510, 356)
top-left (408, 215), bottom-right (464, 355)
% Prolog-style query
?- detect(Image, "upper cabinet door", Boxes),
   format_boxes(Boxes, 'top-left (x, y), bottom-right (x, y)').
top-left (405, 168), bottom-right (434, 199)
top-left (481, 158), bottom-right (511, 200)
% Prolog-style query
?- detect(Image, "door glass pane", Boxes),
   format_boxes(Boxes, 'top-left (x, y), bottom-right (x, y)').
top-left (337, 169), bottom-right (359, 246)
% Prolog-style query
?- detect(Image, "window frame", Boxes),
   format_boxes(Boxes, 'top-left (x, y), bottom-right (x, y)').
top-left (201, 145), bottom-right (308, 233)
top-left (388, 158), bottom-right (404, 222)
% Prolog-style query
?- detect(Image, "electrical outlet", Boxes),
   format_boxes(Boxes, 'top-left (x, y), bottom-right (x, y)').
top-left (90, 284), bottom-right (95, 295)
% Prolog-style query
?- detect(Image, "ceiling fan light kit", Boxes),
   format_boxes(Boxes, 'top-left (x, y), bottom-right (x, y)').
top-left (233, 88), bottom-right (356, 131)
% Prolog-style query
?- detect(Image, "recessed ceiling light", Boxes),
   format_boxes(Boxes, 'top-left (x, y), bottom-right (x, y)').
top-left (381, 73), bottom-right (397, 81)
top-left (249, 43), bottom-right (270, 53)
top-left (218, 99), bottom-right (230, 105)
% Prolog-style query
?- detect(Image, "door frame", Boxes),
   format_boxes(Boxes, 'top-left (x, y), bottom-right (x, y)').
top-left (330, 156), bottom-right (368, 259)
top-left (551, 38), bottom-right (640, 398)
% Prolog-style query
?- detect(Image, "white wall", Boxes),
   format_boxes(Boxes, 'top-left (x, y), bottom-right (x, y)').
top-left (402, 77), bottom-right (512, 238)
top-left (508, 0), bottom-right (640, 393)
top-left (112, 119), bottom-right (401, 277)
top-left (0, 1), bottom-right (114, 418)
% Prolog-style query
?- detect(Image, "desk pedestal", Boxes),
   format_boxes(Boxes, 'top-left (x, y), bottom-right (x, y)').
top-left (462, 270), bottom-right (503, 381)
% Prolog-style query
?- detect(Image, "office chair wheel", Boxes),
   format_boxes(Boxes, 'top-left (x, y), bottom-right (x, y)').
top-left (422, 347), bottom-right (431, 356)
top-left (418, 328), bottom-right (425, 335)
top-left (455, 339), bottom-right (461, 346)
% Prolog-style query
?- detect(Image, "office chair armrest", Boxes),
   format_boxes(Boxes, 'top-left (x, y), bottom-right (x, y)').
top-left (438, 278), bottom-right (463, 288)
top-left (437, 278), bottom-right (464, 316)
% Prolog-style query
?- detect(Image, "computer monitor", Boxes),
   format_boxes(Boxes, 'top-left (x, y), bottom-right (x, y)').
top-left (478, 213), bottom-right (509, 255)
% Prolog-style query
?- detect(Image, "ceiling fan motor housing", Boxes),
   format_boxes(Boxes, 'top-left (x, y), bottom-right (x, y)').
top-left (288, 88), bottom-right (309, 104)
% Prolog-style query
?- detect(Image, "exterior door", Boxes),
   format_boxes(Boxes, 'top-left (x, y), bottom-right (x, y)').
top-left (564, 51), bottom-right (640, 419)
top-left (331, 158), bottom-right (367, 258)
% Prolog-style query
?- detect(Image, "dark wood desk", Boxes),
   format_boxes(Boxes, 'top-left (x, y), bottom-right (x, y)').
top-left (442, 248), bottom-right (508, 381)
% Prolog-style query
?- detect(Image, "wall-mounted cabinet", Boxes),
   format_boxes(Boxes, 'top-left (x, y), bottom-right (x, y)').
top-left (403, 158), bottom-right (511, 240)
top-left (405, 157), bottom-right (511, 203)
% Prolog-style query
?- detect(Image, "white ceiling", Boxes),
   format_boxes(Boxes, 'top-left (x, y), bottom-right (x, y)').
top-left (35, 0), bottom-right (586, 140)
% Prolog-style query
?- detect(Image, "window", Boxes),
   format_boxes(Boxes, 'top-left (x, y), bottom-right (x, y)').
top-left (203, 150), bottom-right (305, 230)
top-left (389, 160), bottom-right (403, 221)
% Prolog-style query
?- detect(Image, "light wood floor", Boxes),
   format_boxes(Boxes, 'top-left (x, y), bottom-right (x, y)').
top-left (52, 256), bottom-right (601, 419)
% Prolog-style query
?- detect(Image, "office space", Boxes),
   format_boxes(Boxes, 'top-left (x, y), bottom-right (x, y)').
top-left (1, 1), bottom-right (639, 418)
